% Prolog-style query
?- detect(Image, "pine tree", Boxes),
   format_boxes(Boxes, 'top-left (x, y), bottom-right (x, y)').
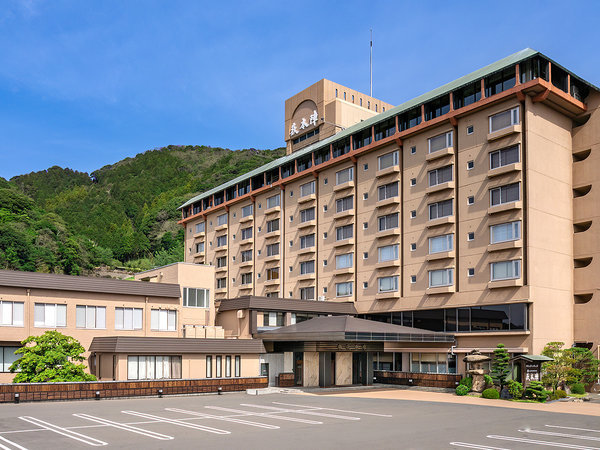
top-left (491, 343), bottom-right (511, 388)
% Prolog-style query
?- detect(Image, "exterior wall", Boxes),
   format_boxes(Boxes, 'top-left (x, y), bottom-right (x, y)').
top-left (215, 309), bottom-right (251, 338)
top-left (205, 209), bottom-right (229, 301)
top-left (335, 352), bottom-right (352, 385)
top-left (185, 217), bottom-right (206, 265)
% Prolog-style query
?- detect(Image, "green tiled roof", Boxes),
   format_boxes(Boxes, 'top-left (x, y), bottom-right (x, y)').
top-left (179, 48), bottom-right (597, 210)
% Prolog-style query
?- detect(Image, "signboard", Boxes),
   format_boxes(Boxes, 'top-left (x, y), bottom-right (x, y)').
top-left (290, 110), bottom-right (318, 136)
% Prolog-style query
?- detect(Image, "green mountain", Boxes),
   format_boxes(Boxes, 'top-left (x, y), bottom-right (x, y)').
top-left (3, 145), bottom-right (285, 274)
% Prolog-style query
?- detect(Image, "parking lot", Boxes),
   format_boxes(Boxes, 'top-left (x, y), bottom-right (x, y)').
top-left (0, 392), bottom-right (598, 449)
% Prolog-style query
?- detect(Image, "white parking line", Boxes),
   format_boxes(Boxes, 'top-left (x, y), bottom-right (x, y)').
top-left (121, 411), bottom-right (230, 435)
top-left (205, 406), bottom-right (323, 425)
top-left (547, 425), bottom-right (600, 435)
top-left (271, 401), bottom-right (393, 417)
top-left (521, 428), bottom-right (600, 442)
top-left (165, 408), bottom-right (280, 430)
top-left (0, 435), bottom-right (29, 450)
top-left (450, 443), bottom-right (509, 450)
top-left (240, 403), bottom-right (360, 421)
top-left (73, 413), bottom-right (174, 440)
top-left (18, 416), bottom-right (107, 447)
top-left (488, 434), bottom-right (600, 449)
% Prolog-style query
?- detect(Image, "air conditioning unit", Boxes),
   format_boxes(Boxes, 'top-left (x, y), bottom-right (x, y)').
top-left (318, 296), bottom-right (326, 302)
top-left (237, 309), bottom-right (246, 319)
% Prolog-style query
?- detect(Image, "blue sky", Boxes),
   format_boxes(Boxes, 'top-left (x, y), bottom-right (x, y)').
top-left (1, 0), bottom-right (599, 179)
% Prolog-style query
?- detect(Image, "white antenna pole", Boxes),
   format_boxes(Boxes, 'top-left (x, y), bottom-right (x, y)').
top-left (370, 28), bottom-right (373, 97)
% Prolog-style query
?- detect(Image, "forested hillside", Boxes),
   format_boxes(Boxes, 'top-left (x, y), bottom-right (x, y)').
top-left (2, 145), bottom-right (285, 275)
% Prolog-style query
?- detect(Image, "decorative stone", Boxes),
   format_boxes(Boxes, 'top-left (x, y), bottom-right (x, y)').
top-left (463, 349), bottom-right (492, 394)
top-left (500, 387), bottom-right (511, 399)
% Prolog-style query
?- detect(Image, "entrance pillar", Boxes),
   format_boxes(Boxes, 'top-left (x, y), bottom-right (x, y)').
top-left (335, 352), bottom-right (352, 386)
top-left (303, 352), bottom-right (319, 387)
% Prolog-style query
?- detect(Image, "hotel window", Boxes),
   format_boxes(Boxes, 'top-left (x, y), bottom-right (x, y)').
top-left (378, 276), bottom-right (399, 293)
top-left (266, 267), bottom-right (280, 281)
top-left (378, 244), bottom-right (399, 262)
top-left (216, 256), bottom-right (227, 268)
top-left (217, 214), bottom-right (227, 226)
top-left (468, 232), bottom-right (475, 241)
top-left (429, 268), bottom-right (454, 287)
top-left (265, 292), bottom-right (279, 298)
top-left (34, 303), bottom-right (66, 328)
top-left (241, 226), bottom-right (253, 240)
top-left (429, 234), bottom-right (453, 254)
top-left (378, 150), bottom-right (399, 170)
top-left (183, 287), bottom-right (209, 308)
top-left (196, 242), bottom-right (204, 253)
top-left (485, 68), bottom-right (516, 98)
top-left (206, 356), bottom-right (212, 378)
top-left (241, 272), bottom-right (253, 285)
top-left (241, 204), bottom-right (253, 217)
top-left (490, 182), bottom-right (520, 206)
top-left (352, 128), bottom-right (372, 150)
top-left (336, 224), bottom-right (353, 241)
top-left (216, 235), bottom-right (227, 247)
top-left (0, 301), bottom-right (24, 327)
top-left (335, 253), bottom-right (353, 269)
top-left (300, 260), bottom-right (315, 274)
top-left (332, 139), bottom-right (350, 158)
top-left (225, 355), bottom-right (232, 377)
top-left (115, 307), bottom-right (143, 330)
top-left (335, 167), bottom-right (354, 185)
top-left (428, 131), bottom-right (453, 153)
top-left (300, 207), bottom-right (315, 223)
top-left (424, 94), bottom-right (450, 120)
top-left (490, 144), bottom-right (520, 170)
top-left (410, 243), bottom-right (416, 251)
top-left (216, 356), bottom-right (222, 377)
top-left (266, 194), bottom-right (280, 209)
top-left (467, 160), bottom-right (474, 170)
top-left (127, 355), bottom-right (182, 380)
top-left (429, 199), bottom-right (453, 220)
top-left (336, 282), bottom-right (353, 297)
top-left (378, 182), bottom-right (398, 201)
top-left (300, 181), bottom-right (315, 197)
top-left (195, 222), bottom-right (205, 233)
top-left (428, 165), bottom-right (453, 187)
top-left (410, 353), bottom-right (456, 374)
top-left (378, 213), bottom-right (399, 231)
top-left (314, 148), bottom-right (330, 165)
top-left (336, 195), bottom-right (353, 213)
top-left (335, 88), bottom-right (338, 97)
top-left (453, 81), bottom-right (482, 109)
top-left (490, 221), bottom-right (521, 244)
top-left (300, 233), bottom-right (315, 248)
top-left (266, 218), bottom-right (279, 233)
top-left (216, 278), bottom-right (226, 289)
top-left (491, 260), bottom-right (521, 281)
top-left (263, 312), bottom-right (285, 327)
top-left (489, 107), bottom-right (519, 133)
top-left (0, 346), bottom-right (19, 373)
top-left (300, 287), bottom-right (315, 300)
top-left (150, 309), bottom-right (176, 331)
top-left (75, 305), bottom-right (105, 329)
top-left (241, 249), bottom-right (253, 262)
top-left (266, 243), bottom-right (280, 256)
top-left (235, 356), bottom-right (241, 377)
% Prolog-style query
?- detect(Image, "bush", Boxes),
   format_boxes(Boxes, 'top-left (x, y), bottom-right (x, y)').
top-left (459, 376), bottom-right (473, 390)
top-left (507, 380), bottom-right (524, 399)
top-left (482, 388), bottom-right (500, 399)
top-left (549, 389), bottom-right (568, 400)
top-left (570, 382), bottom-right (586, 395)
top-left (484, 374), bottom-right (494, 386)
top-left (456, 385), bottom-right (470, 396)
top-left (525, 381), bottom-right (549, 402)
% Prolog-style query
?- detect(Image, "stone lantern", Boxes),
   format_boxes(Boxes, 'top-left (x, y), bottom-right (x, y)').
top-left (463, 349), bottom-right (491, 393)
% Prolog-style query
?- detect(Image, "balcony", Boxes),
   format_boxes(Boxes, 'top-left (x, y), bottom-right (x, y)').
top-left (487, 124), bottom-right (521, 142)
top-left (265, 206), bottom-right (281, 216)
top-left (426, 216), bottom-right (455, 228)
top-left (333, 180), bottom-right (355, 192)
top-left (264, 279), bottom-right (280, 287)
top-left (298, 246), bottom-right (316, 255)
top-left (426, 285), bottom-right (455, 294)
top-left (376, 165), bottom-right (400, 178)
top-left (375, 260), bottom-right (401, 269)
top-left (240, 215), bottom-right (253, 224)
top-left (298, 273), bottom-right (316, 281)
top-left (264, 230), bottom-right (280, 239)
top-left (487, 201), bottom-right (522, 215)
top-left (488, 240), bottom-right (523, 252)
top-left (264, 254), bottom-right (280, 262)
top-left (239, 284), bottom-right (253, 292)
top-left (239, 260), bottom-right (253, 268)
top-left (193, 231), bottom-right (205, 239)
top-left (375, 291), bottom-right (401, 301)
top-left (215, 245), bottom-right (228, 253)
top-left (333, 238), bottom-right (355, 248)
top-left (334, 267), bottom-right (354, 276)
top-left (425, 147), bottom-right (454, 162)
top-left (215, 223), bottom-right (228, 232)
top-left (215, 266), bottom-right (227, 274)
top-left (426, 181), bottom-right (455, 195)
top-left (334, 209), bottom-right (354, 220)
top-left (215, 286), bottom-right (227, 295)
top-left (488, 162), bottom-right (522, 178)
top-left (377, 228), bottom-right (401, 238)
top-left (240, 238), bottom-right (254, 247)
top-left (377, 196), bottom-right (400, 208)
top-left (298, 193), bottom-right (316, 204)
top-left (426, 250), bottom-right (455, 261)
top-left (488, 278), bottom-right (523, 289)
top-left (298, 219), bottom-right (316, 229)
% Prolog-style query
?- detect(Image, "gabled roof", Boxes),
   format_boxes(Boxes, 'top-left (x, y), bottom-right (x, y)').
top-left (257, 315), bottom-right (454, 343)
top-left (179, 48), bottom-right (599, 211)
top-left (0, 269), bottom-right (181, 299)
top-left (89, 336), bottom-right (265, 354)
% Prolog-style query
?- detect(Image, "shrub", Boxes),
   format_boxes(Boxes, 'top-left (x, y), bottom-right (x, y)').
top-left (525, 381), bottom-right (549, 402)
top-left (549, 389), bottom-right (568, 400)
top-left (492, 344), bottom-right (511, 388)
top-left (459, 376), bottom-right (473, 390)
top-left (484, 374), bottom-right (494, 386)
top-left (456, 385), bottom-right (470, 396)
top-left (507, 380), bottom-right (524, 399)
top-left (482, 388), bottom-right (500, 399)
top-left (570, 382), bottom-right (585, 395)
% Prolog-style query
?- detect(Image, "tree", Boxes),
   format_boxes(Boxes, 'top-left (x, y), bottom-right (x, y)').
top-left (491, 343), bottom-right (511, 388)
top-left (9, 331), bottom-right (96, 383)
top-left (541, 341), bottom-right (570, 391)
top-left (542, 342), bottom-right (600, 391)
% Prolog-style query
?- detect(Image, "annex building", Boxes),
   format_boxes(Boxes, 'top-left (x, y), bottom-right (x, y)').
top-left (0, 48), bottom-right (598, 389)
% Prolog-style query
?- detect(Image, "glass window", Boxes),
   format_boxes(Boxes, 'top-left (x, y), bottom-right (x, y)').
top-left (336, 196), bottom-right (353, 213)
top-left (206, 356), bottom-right (212, 378)
top-left (216, 256), bottom-right (227, 268)
top-left (217, 214), bottom-right (228, 226)
top-left (300, 261), bottom-right (315, 274)
top-left (336, 282), bottom-right (353, 297)
top-left (378, 276), bottom-right (399, 292)
top-left (489, 107), bottom-right (519, 133)
top-left (490, 144), bottom-right (520, 169)
top-left (0, 301), bottom-right (24, 326)
top-left (216, 356), bottom-right (222, 377)
top-left (378, 213), bottom-right (399, 231)
top-left (216, 278), bottom-right (226, 289)
top-left (490, 221), bottom-right (521, 244)
top-left (225, 356), bottom-right (232, 377)
top-left (424, 95), bottom-right (450, 121)
top-left (115, 307), bottom-right (143, 329)
top-left (266, 194), bottom-right (280, 209)
top-left (378, 182), bottom-right (398, 201)
top-left (453, 82), bottom-right (482, 109)
top-left (183, 288), bottom-right (209, 308)
top-left (300, 233), bottom-right (315, 248)
top-left (429, 234), bottom-right (453, 254)
top-left (491, 260), bottom-right (521, 281)
top-left (263, 312), bottom-right (285, 327)
top-left (267, 219), bottom-right (280, 233)
top-left (428, 131), bottom-right (453, 153)
top-left (378, 151), bottom-right (399, 170)
top-left (0, 346), bottom-right (20, 372)
top-left (485, 68), bottom-right (516, 98)
top-left (150, 309), bottom-right (177, 331)
top-left (428, 165), bottom-right (453, 187)
top-left (241, 250), bottom-right (252, 262)
top-left (127, 355), bottom-right (181, 380)
top-left (241, 226), bottom-right (253, 240)
top-left (34, 303), bottom-right (67, 328)
top-left (378, 244), bottom-right (399, 262)
top-left (195, 242), bottom-right (204, 253)
top-left (490, 182), bottom-right (520, 206)
top-left (300, 287), bottom-right (315, 300)
top-left (335, 167), bottom-right (354, 185)
top-left (195, 222), bottom-right (205, 233)
top-left (300, 207), bottom-right (315, 223)
top-left (429, 269), bottom-right (454, 287)
top-left (429, 199), bottom-right (453, 220)
top-left (75, 305), bottom-right (105, 329)
top-left (241, 272), bottom-right (253, 284)
top-left (335, 253), bottom-right (353, 269)
top-left (335, 225), bottom-right (353, 241)
top-left (374, 118), bottom-right (396, 141)
top-left (300, 181), bottom-right (315, 197)
top-left (216, 235), bottom-right (227, 247)
top-left (266, 243), bottom-right (279, 256)
top-left (241, 204), bottom-right (253, 217)
top-left (235, 355), bottom-right (241, 377)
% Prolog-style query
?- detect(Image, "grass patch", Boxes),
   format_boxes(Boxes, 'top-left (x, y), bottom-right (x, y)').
top-left (568, 393), bottom-right (588, 398)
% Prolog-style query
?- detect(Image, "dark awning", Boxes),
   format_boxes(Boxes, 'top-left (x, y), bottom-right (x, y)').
top-left (218, 296), bottom-right (357, 315)
top-left (89, 336), bottom-right (265, 354)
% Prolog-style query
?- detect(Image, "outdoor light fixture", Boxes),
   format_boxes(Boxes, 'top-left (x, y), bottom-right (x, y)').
top-left (95, 391), bottom-right (101, 399)
top-left (14, 393), bottom-right (19, 404)
top-left (158, 389), bottom-right (163, 398)
top-left (217, 386), bottom-right (223, 395)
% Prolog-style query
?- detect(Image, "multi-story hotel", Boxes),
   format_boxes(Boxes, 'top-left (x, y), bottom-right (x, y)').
top-left (179, 48), bottom-right (600, 372)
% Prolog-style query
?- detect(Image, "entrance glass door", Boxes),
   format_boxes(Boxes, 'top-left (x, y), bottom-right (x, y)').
top-left (294, 352), bottom-right (303, 386)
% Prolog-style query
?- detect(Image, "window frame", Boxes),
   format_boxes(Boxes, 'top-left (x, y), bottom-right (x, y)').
top-left (428, 269), bottom-right (454, 288)
top-left (489, 106), bottom-right (520, 134)
top-left (490, 260), bottom-right (521, 281)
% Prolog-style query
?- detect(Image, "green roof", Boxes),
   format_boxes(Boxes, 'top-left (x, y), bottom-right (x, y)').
top-left (179, 48), bottom-right (598, 210)
top-left (511, 354), bottom-right (554, 362)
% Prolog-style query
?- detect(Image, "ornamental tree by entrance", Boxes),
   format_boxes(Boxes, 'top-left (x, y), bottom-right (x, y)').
top-left (491, 343), bottom-right (510, 388)
top-left (9, 331), bottom-right (96, 383)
